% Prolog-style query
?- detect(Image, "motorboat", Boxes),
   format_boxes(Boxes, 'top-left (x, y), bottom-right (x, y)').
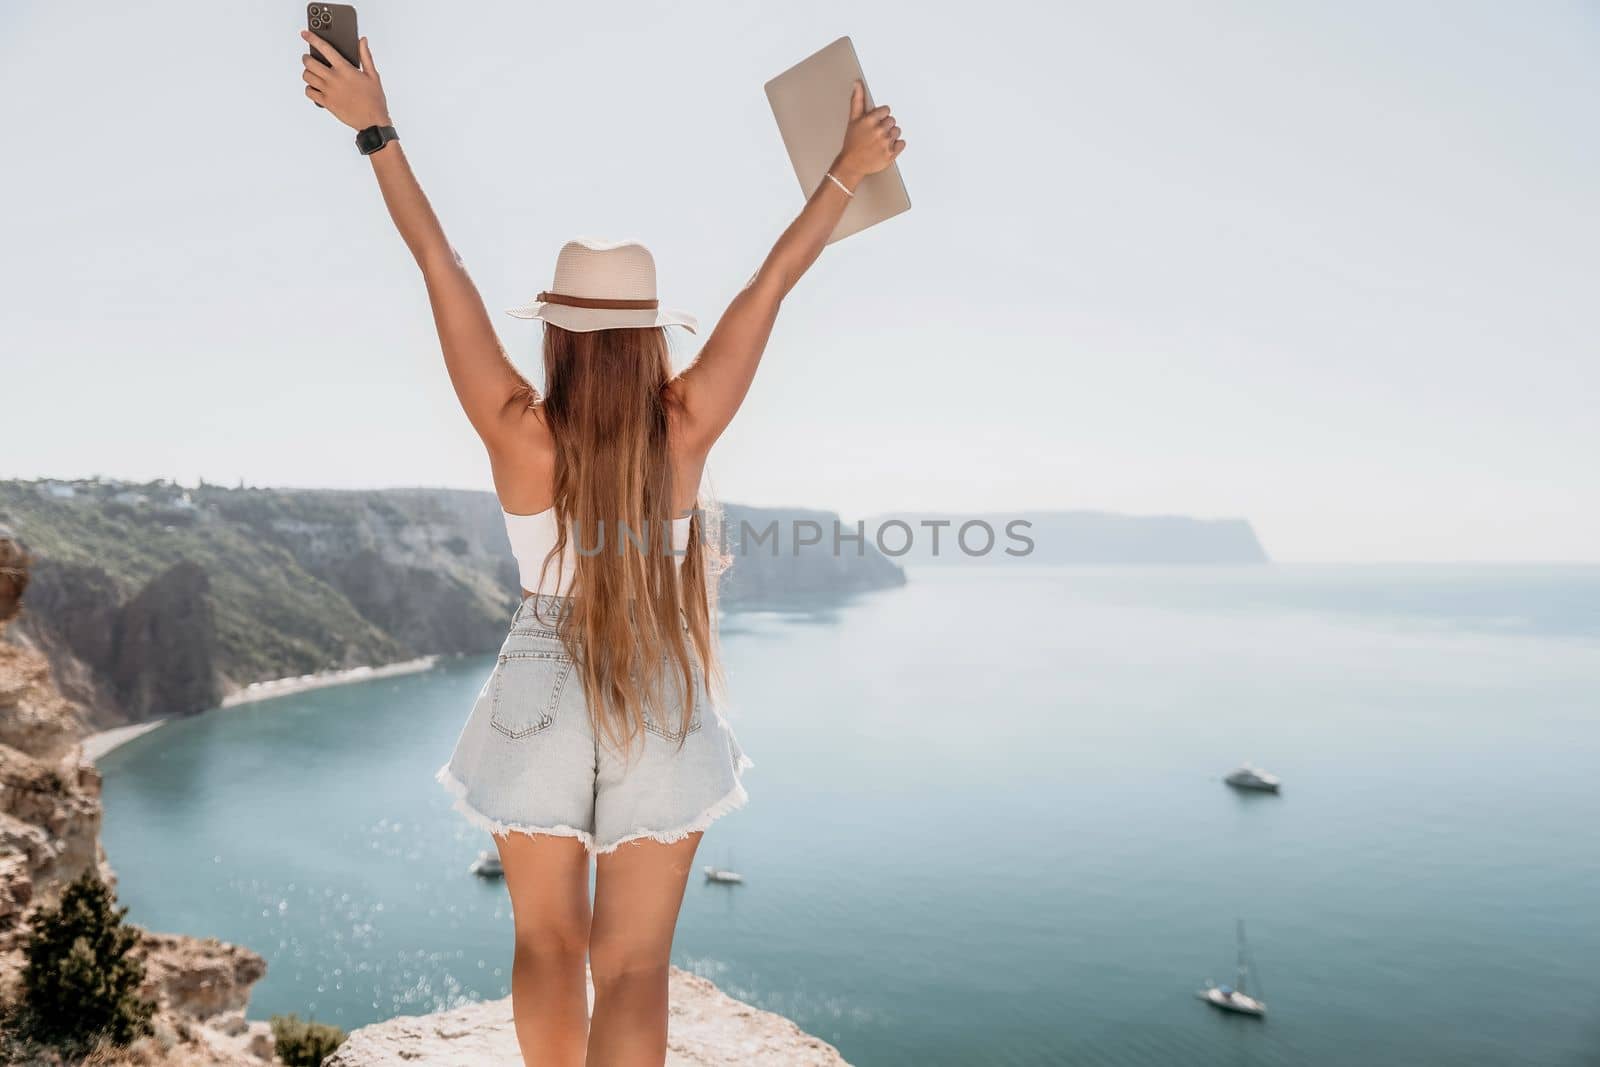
top-left (1224, 764), bottom-right (1281, 793)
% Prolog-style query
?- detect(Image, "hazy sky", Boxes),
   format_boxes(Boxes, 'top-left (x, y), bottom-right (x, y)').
top-left (2, 2), bottom-right (1596, 562)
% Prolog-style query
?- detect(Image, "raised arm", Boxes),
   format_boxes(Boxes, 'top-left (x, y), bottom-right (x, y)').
top-left (299, 33), bottom-right (530, 448)
top-left (670, 82), bottom-right (906, 455)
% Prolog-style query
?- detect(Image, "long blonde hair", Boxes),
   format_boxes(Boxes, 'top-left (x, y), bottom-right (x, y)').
top-left (532, 324), bottom-right (721, 755)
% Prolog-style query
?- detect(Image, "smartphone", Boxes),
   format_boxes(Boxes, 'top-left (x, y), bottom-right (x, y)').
top-left (306, 3), bottom-right (360, 68)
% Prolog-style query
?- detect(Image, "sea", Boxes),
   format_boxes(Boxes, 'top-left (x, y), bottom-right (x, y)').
top-left (97, 565), bottom-right (1600, 1066)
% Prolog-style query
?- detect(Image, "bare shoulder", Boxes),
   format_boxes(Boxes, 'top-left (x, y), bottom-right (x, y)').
top-left (483, 384), bottom-right (549, 444)
top-left (663, 383), bottom-right (712, 504)
top-left (663, 374), bottom-right (716, 461)
top-left (486, 397), bottom-right (558, 514)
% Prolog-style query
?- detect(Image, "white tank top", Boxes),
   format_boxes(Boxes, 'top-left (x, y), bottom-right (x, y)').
top-left (503, 506), bottom-right (693, 597)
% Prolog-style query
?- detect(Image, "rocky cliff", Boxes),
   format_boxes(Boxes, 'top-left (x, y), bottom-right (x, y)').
top-left (0, 526), bottom-right (103, 943)
top-left (326, 967), bottom-right (851, 1066)
top-left (1, 481), bottom-right (906, 729)
top-left (0, 529), bottom-right (273, 1064)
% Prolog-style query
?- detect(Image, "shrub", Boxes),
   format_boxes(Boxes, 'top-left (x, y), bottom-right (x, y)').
top-left (20, 872), bottom-right (154, 1049)
top-left (271, 1013), bottom-right (347, 1066)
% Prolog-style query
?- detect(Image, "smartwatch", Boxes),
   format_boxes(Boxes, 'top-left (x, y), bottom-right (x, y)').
top-left (355, 125), bottom-right (399, 156)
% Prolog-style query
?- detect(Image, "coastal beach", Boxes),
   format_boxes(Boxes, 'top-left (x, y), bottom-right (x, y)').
top-left (82, 656), bottom-right (440, 761)
top-left (219, 656), bottom-right (438, 709)
top-left (81, 720), bottom-right (167, 762)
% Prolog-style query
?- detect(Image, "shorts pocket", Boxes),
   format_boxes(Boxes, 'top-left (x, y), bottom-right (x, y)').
top-left (491, 649), bottom-right (571, 740)
top-left (643, 663), bottom-right (704, 741)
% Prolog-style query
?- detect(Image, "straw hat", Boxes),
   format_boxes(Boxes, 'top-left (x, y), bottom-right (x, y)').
top-left (505, 238), bottom-right (697, 333)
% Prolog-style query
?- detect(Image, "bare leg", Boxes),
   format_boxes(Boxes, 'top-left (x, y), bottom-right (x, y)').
top-left (495, 831), bottom-right (593, 1067)
top-left (586, 832), bottom-right (702, 1067)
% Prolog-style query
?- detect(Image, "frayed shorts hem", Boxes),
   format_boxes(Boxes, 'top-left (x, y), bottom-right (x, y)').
top-left (435, 765), bottom-right (597, 848)
top-left (591, 775), bottom-right (750, 855)
top-left (435, 761), bottom-right (753, 855)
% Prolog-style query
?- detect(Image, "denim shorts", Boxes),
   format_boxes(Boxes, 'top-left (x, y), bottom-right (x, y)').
top-left (436, 595), bottom-right (752, 853)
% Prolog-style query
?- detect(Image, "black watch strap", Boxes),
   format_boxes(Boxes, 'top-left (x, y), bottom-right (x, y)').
top-left (356, 125), bottom-right (399, 156)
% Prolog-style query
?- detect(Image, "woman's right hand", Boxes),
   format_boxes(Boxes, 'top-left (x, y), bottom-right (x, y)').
top-left (830, 81), bottom-right (906, 189)
top-left (300, 32), bottom-right (391, 131)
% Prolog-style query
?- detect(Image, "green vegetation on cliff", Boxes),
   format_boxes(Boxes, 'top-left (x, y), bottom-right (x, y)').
top-left (1, 482), bottom-right (408, 686)
top-left (272, 1013), bottom-right (348, 1066)
top-left (17, 873), bottom-right (155, 1051)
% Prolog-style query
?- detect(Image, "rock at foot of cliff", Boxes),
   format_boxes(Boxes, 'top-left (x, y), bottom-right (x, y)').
top-left (124, 932), bottom-right (275, 1065)
top-left (326, 966), bottom-right (851, 1066)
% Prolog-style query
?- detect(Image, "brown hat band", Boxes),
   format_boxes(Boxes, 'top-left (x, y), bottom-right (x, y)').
top-left (537, 291), bottom-right (660, 311)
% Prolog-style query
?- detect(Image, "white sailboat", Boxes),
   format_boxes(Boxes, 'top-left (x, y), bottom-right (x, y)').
top-left (469, 850), bottom-right (503, 878)
top-left (1198, 920), bottom-right (1266, 1018)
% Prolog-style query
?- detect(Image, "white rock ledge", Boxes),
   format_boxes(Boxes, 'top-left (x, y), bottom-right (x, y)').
top-left (325, 966), bottom-right (852, 1066)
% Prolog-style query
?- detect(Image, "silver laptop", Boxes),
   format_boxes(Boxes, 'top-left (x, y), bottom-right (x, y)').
top-left (765, 37), bottom-right (912, 244)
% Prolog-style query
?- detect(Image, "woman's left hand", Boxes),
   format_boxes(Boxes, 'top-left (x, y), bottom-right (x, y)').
top-left (830, 81), bottom-right (906, 188)
top-left (300, 32), bottom-right (391, 130)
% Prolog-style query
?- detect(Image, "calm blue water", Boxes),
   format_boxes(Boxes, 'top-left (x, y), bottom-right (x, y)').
top-left (98, 566), bottom-right (1600, 1066)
